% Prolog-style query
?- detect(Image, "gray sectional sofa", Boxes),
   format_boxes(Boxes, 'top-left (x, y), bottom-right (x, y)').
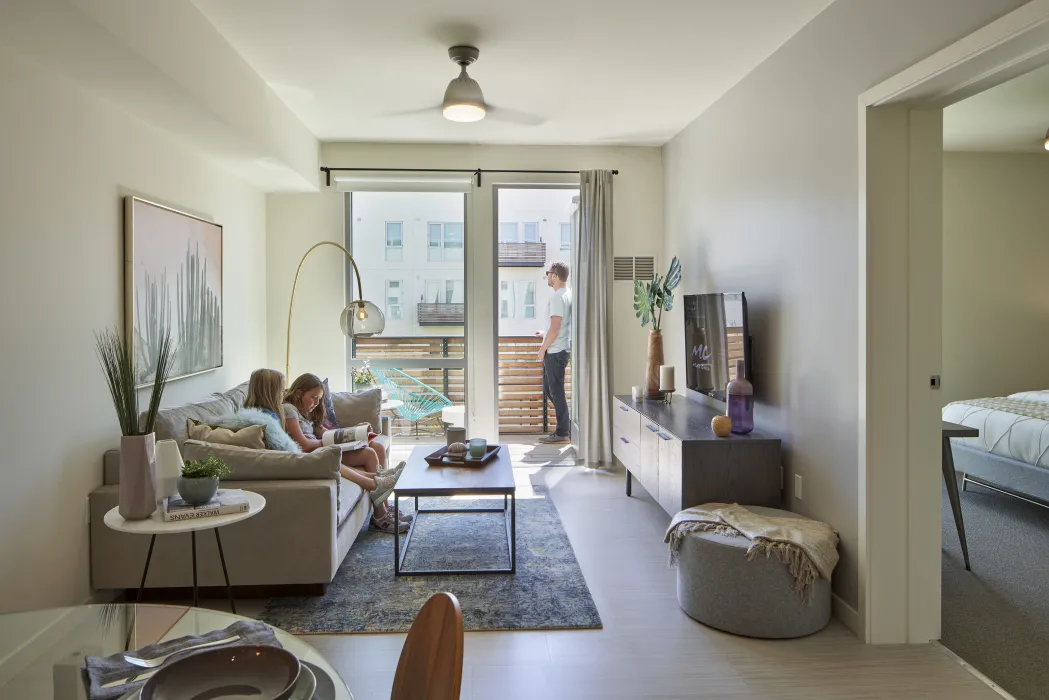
top-left (89, 382), bottom-right (389, 596)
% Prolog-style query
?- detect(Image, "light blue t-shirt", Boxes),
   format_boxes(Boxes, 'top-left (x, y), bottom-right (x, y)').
top-left (547, 287), bottom-right (572, 353)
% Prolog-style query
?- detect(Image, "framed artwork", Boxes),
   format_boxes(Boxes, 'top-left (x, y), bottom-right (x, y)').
top-left (124, 196), bottom-right (223, 387)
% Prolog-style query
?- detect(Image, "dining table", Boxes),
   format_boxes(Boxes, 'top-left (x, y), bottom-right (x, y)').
top-left (0, 603), bottom-right (354, 699)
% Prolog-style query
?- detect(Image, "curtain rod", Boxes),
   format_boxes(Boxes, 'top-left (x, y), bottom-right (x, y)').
top-left (319, 166), bottom-right (618, 187)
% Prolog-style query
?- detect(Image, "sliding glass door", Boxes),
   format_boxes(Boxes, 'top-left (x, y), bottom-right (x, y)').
top-left (345, 191), bottom-right (466, 439)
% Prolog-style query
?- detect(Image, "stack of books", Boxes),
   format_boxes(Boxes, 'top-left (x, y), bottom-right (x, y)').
top-left (162, 490), bottom-right (250, 522)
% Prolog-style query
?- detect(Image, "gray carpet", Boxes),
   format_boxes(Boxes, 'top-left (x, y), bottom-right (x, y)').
top-left (942, 480), bottom-right (1049, 700)
top-left (260, 486), bottom-right (602, 634)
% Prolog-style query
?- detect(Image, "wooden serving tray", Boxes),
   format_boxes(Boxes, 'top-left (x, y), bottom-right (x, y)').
top-left (424, 444), bottom-right (501, 467)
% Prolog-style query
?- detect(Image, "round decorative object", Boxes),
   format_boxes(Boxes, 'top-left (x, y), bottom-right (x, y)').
top-left (340, 300), bottom-right (385, 337)
top-left (177, 476), bottom-right (219, 506)
top-left (711, 415), bottom-right (733, 438)
top-left (447, 442), bottom-right (468, 457)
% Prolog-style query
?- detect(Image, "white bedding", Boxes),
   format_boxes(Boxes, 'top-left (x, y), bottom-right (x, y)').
top-left (942, 392), bottom-right (1049, 469)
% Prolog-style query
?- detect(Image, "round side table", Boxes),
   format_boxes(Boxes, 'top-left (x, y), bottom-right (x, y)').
top-left (104, 490), bottom-right (266, 613)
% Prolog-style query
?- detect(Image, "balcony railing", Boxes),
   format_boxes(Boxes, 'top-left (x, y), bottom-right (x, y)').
top-left (498, 241), bottom-right (547, 267)
top-left (353, 335), bottom-right (571, 436)
top-left (417, 303), bottom-right (465, 326)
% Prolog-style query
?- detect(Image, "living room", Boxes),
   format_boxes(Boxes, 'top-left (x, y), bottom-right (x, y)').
top-left (1, 1), bottom-right (1043, 699)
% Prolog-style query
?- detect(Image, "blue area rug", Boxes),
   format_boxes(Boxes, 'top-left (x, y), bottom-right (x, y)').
top-left (259, 486), bottom-right (602, 633)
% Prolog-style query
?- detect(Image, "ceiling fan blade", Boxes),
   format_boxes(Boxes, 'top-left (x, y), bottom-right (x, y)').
top-left (485, 105), bottom-right (545, 126)
top-left (384, 104), bottom-right (444, 118)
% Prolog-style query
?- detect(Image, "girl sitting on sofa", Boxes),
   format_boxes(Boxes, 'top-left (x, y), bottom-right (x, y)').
top-left (244, 369), bottom-right (408, 534)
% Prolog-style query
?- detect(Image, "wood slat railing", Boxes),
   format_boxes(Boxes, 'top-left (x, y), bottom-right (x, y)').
top-left (352, 335), bottom-right (571, 435)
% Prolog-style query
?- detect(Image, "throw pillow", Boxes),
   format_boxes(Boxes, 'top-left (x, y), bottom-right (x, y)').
top-left (210, 408), bottom-right (303, 453)
top-left (321, 377), bottom-right (339, 429)
top-left (331, 387), bottom-right (382, 435)
top-left (187, 420), bottom-right (266, 449)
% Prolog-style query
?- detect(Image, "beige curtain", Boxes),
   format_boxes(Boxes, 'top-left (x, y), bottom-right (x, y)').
top-left (574, 170), bottom-right (614, 466)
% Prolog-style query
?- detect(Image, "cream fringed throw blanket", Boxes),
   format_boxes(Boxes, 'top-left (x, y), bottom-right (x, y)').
top-left (664, 503), bottom-right (839, 601)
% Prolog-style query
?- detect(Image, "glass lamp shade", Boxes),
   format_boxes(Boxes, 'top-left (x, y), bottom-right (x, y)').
top-left (340, 300), bottom-right (385, 337)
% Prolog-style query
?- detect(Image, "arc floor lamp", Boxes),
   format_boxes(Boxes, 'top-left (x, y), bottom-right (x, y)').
top-left (285, 241), bottom-right (385, 378)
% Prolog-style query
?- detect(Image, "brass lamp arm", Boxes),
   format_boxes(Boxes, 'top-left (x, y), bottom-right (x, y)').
top-left (285, 241), bottom-right (365, 378)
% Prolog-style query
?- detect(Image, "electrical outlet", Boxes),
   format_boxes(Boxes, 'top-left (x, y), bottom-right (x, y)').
top-left (795, 474), bottom-right (803, 500)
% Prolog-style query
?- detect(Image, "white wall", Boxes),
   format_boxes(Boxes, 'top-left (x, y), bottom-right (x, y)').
top-left (942, 152), bottom-right (1049, 405)
top-left (0, 45), bottom-right (268, 612)
top-left (268, 143), bottom-right (662, 438)
top-left (663, 0), bottom-right (1025, 612)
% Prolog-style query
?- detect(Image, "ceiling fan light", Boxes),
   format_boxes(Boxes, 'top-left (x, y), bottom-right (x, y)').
top-left (443, 103), bottom-right (486, 122)
top-left (442, 68), bottom-right (486, 122)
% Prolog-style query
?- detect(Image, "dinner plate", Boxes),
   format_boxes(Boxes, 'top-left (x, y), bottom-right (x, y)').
top-left (302, 660), bottom-right (337, 700)
top-left (288, 663), bottom-right (317, 700)
top-left (139, 645), bottom-right (300, 700)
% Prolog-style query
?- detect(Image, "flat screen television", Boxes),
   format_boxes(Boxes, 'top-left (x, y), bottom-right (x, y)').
top-left (684, 293), bottom-right (750, 402)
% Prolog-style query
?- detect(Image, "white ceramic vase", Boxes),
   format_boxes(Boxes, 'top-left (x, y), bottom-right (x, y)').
top-left (155, 439), bottom-right (183, 505)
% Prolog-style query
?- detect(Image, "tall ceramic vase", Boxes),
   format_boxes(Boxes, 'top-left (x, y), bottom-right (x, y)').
top-left (119, 433), bottom-right (158, 520)
top-left (646, 330), bottom-right (664, 399)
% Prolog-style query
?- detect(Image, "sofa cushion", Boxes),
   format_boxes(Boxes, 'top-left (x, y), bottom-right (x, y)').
top-left (219, 381), bottom-right (250, 409)
top-left (322, 378), bottom-right (339, 429)
top-left (331, 388), bottom-right (382, 433)
top-left (209, 408), bottom-right (302, 453)
top-left (187, 420), bottom-right (266, 449)
top-left (336, 476), bottom-right (365, 527)
top-left (181, 440), bottom-right (341, 481)
top-left (150, 395), bottom-right (236, 443)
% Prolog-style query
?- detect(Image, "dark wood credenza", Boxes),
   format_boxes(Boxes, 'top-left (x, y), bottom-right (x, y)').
top-left (612, 395), bottom-right (783, 516)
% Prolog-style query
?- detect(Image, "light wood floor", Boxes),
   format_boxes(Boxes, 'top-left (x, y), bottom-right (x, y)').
top-left (245, 449), bottom-right (1000, 700)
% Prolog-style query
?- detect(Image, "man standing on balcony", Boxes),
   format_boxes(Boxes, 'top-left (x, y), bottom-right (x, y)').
top-left (536, 261), bottom-right (572, 444)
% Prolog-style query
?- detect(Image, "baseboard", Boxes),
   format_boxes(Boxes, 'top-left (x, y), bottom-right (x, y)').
top-left (832, 593), bottom-right (861, 636)
top-left (122, 582), bottom-right (326, 602)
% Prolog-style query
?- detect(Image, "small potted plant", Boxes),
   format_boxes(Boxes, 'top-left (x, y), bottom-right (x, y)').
top-left (178, 455), bottom-right (232, 506)
top-left (352, 360), bottom-right (377, 392)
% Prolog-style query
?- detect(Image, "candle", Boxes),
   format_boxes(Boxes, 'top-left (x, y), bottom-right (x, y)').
top-left (659, 365), bottom-right (675, 392)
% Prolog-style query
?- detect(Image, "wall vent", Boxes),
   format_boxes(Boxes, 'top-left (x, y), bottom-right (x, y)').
top-left (613, 256), bottom-right (656, 282)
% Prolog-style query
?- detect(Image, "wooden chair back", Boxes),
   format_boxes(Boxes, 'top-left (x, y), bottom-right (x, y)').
top-left (391, 592), bottom-right (464, 700)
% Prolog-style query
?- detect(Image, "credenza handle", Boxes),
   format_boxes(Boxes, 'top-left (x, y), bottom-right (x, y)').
top-left (658, 433), bottom-right (672, 441)
top-left (619, 406), bottom-right (630, 411)
top-left (620, 437), bottom-right (629, 443)
top-left (646, 424), bottom-right (659, 432)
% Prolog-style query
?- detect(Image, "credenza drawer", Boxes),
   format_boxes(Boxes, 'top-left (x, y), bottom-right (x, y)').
top-left (612, 398), bottom-right (641, 446)
top-left (613, 431), bottom-right (639, 472)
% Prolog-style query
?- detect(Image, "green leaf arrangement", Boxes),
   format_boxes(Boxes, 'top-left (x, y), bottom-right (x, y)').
top-left (633, 256), bottom-right (682, 332)
top-left (181, 455), bottom-right (232, 480)
top-left (95, 328), bottom-right (175, 436)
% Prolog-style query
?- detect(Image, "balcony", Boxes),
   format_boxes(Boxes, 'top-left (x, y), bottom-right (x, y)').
top-left (498, 241), bottom-right (547, 267)
top-left (417, 302), bottom-right (465, 326)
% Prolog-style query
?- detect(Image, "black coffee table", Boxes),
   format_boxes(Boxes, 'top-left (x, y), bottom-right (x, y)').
top-left (393, 445), bottom-right (516, 576)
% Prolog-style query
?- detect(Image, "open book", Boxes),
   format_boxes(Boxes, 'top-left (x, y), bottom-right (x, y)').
top-left (320, 424), bottom-right (373, 452)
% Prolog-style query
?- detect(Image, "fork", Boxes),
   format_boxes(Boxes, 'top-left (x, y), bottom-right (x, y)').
top-left (123, 634), bottom-right (240, 668)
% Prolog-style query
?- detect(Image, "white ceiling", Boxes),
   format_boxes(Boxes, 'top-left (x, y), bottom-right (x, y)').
top-left (944, 62), bottom-right (1049, 153)
top-left (192, 0), bottom-right (832, 146)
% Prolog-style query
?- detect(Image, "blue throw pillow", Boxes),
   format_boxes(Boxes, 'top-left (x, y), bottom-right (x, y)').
top-left (322, 377), bottom-right (339, 429)
top-left (212, 408), bottom-right (302, 453)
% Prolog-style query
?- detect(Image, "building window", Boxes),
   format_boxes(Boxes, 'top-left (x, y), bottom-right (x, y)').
top-left (386, 280), bottom-right (402, 320)
top-left (385, 222), bottom-right (403, 261)
top-left (522, 222), bottom-right (538, 243)
top-left (425, 279), bottom-right (464, 304)
top-left (427, 222), bottom-right (464, 261)
top-left (560, 222), bottom-right (571, 250)
top-left (519, 281), bottom-right (536, 319)
top-left (500, 281), bottom-right (514, 318)
top-left (499, 222), bottom-right (518, 243)
top-left (424, 279), bottom-right (441, 304)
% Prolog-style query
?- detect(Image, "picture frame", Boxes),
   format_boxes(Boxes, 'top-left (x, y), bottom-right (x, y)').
top-left (124, 196), bottom-right (223, 387)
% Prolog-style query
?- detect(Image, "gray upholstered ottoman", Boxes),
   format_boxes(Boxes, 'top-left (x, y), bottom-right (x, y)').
top-left (676, 506), bottom-right (832, 638)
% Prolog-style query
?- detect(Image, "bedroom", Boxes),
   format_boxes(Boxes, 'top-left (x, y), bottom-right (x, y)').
top-left (939, 62), bottom-right (1049, 700)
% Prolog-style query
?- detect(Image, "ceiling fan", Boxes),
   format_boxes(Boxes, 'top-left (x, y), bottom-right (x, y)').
top-left (389, 46), bottom-right (544, 126)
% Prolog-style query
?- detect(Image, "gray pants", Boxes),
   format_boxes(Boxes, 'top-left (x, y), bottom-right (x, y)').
top-left (543, 350), bottom-right (571, 437)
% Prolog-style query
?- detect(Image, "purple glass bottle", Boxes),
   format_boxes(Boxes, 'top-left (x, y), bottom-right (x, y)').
top-left (727, 359), bottom-right (754, 434)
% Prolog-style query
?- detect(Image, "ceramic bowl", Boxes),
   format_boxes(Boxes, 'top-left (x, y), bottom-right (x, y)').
top-left (140, 645), bottom-right (300, 700)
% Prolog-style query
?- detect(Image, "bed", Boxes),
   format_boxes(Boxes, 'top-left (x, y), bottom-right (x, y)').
top-left (942, 392), bottom-right (1049, 504)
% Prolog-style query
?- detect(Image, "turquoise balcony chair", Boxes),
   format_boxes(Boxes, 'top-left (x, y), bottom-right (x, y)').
top-left (372, 368), bottom-right (454, 436)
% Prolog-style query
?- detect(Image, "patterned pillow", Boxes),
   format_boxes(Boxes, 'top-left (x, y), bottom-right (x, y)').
top-left (322, 377), bottom-right (339, 429)
top-left (187, 420), bottom-right (266, 449)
